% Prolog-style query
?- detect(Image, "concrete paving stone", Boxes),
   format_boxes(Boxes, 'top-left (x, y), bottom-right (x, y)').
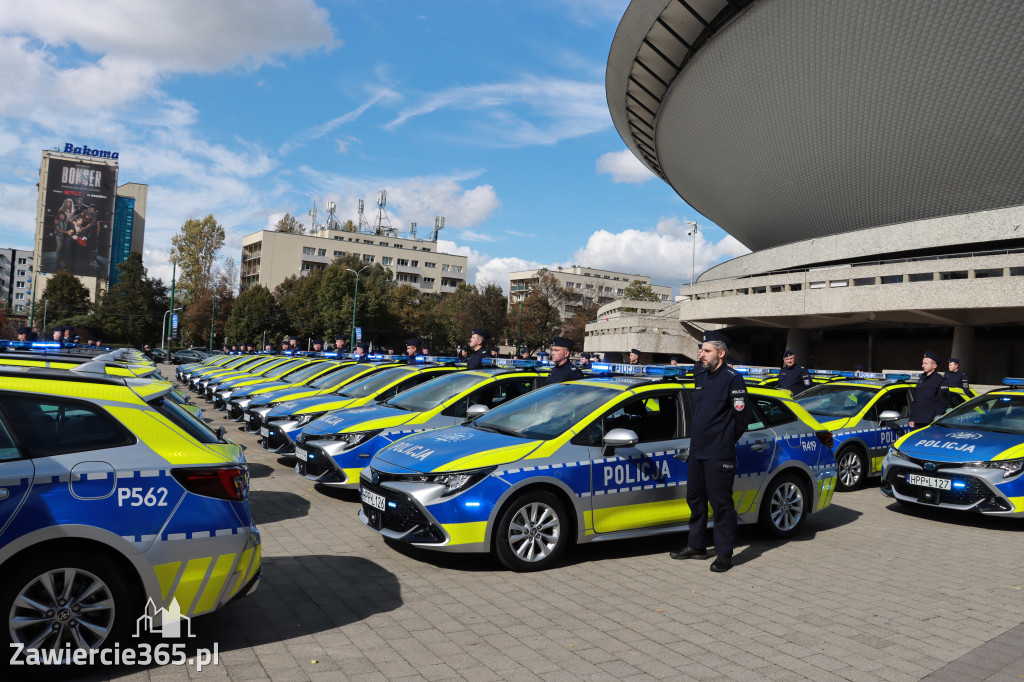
top-left (221, 662), bottom-right (271, 679)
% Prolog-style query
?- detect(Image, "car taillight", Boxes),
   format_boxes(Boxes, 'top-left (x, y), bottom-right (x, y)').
top-left (815, 430), bottom-right (834, 449)
top-left (172, 466), bottom-right (248, 501)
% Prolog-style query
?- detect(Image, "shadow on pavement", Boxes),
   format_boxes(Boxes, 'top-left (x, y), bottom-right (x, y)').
top-left (248, 489), bottom-right (311, 524)
top-left (314, 483), bottom-right (360, 503)
top-left (246, 462), bottom-right (275, 479)
top-left (883, 499), bottom-right (1024, 532)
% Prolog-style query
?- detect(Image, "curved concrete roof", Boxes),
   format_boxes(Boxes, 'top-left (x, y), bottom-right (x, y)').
top-left (607, 0), bottom-right (1024, 251)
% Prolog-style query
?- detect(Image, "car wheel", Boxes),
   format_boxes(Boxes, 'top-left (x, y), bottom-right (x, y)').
top-left (759, 473), bottom-right (808, 539)
top-left (495, 491), bottom-right (569, 572)
top-left (1, 550), bottom-right (139, 661)
top-left (836, 445), bottom-right (868, 492)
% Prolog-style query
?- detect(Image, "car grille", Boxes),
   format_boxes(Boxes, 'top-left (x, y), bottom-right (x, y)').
top-left (302, 443), bottom-right (337, 478)
top-left (887, 466), bottom-right (991, 506)
top-left (247, 411), bottom-right (263, 432)
top-left (361, 480), bottom-right (433, 536)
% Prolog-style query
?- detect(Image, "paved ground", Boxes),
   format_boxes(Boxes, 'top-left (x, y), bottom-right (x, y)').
top-left (92, 392), bottom-right (1023, 681)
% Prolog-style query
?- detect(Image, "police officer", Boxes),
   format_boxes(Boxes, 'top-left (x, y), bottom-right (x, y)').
top-left (405, 337), bottom-right (423, 360)
top-left (334, 335), bottom-right (347, 353)
top-left (777, 349), bottom-right (813, 395)
top-left (519, 347), bottom-right (533, 360)
top-left (51, 328), bottom-right (65, 346)
top-left (466, 328), bottom-right (490, 369)
top-left (311, 339), bottom-right (324, 354)
top-left (628, 349), bottom-right (641, 365)
top-left (546, 337), bottom-right (584, 385)
top-left (16, 327), bottom-right (30, 342)
top-left (263, 343), bottom-right (274, 353)
top-left (579, 352), bottom-right (592, 369)
top-left (671, 331), bottom-right (750, 573)
top-left (353, 340), bottom-right (370, 362)
top-left (945, 358), bottom-right (969, 391)
top-left (669, 356), bottom-right (680, 366)
top-left (909, 351), bottom-right (949, 428)
top-left (280, 340), bottom-right (290, 352)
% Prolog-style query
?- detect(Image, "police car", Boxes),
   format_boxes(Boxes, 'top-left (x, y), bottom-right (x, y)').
top-left (357, 363), bottom-right (838, 571)
top-left (251, 359), bottom-right (457, 452)
top-left (880, 382), bottom-right (1024, 516)
top-left (199, 356), bottom-right (316, 401)
top-left (295, 360), bottom-right (543, 488)
top-left (184, 354), bottom-right (269, 391)
top-left (0, 363), bottom-right (261, 659)
top-left (210, 358), bottom-right (340, 410)
top-left (0, 344), bottom-right (164, 380)
top-left (176, 352), bottom-right (236, 383)
top-left (793, 374), bottom-right (973, 492)
top-left (225, 357), bottom-right (371, 420)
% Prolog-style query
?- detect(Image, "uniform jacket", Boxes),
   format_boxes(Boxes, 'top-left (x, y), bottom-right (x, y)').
top-left (909, 371), bottom-right (949, 424)
top-left (690, 362), bottom-right (751, 459)
top-left (545, 360), bottom-right (584, 385)
top-left (466, 348), bottom-right (487, 370)
top-left (777, 364), bottom-right (813, 395)
top-left (944, 370), bottom-right (969, 391)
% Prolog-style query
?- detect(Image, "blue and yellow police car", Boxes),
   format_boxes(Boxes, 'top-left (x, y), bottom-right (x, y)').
top-left (357, 363), bottom-right (837, 571)
top-left (881, 381), bottom-right (1024, 516)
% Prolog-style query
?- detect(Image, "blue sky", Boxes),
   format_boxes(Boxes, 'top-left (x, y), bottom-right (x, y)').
top-left (0, 0), bottom-right (748, 295)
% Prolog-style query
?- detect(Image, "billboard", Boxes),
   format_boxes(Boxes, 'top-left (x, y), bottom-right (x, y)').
top-left (37, 152), bottom-right (118, 278)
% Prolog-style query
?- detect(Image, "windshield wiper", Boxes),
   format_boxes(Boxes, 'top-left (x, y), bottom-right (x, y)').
top-left (477, 424), bottom-right (522, 438)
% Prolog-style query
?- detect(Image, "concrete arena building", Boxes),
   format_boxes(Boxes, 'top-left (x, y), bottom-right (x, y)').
top-left (604, 0), bottom-right (1024, 383)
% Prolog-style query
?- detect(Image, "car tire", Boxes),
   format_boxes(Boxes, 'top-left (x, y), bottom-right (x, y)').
top-left (494, 490), bottom-right (569, 572)
top-left (759, 473), bottom-right (809, 539)
top-left (836, 445), bottom-right (868, 492)
top-left (0, 550), bottom-right (140, 665)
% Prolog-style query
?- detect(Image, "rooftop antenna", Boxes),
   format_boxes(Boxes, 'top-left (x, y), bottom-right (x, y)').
top-left (308, 201), bottom-right (320, 233)
top-left (357, 199), bottom-right (371, 233)
top-left (323, 200), bottom-right (342, 231)
top-left (409, 221), bottom-right (417, 240)
top-left (430, 215), bottom-right (445, 242)
top-left (373, 189), bottom-right (397, 237)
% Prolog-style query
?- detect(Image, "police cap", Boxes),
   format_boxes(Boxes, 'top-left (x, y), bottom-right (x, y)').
top-left (405, 337), bottom-right (421, 346)
top-left (471, 328), bottom-right (491, 340)
top-left (948, 357), bottom-right (960, 364)
top-left (702, 331), bottom-right (731, 348)
top-left (552, 336), bottom-right (573, 350)
top-left (581, 352), bottom-right (592, 359)
top-left (311, 339), bottom-right (323, 345)
top-left (288, 336), bottom-right (298, 342)
top-left (923, 351), bottom-right (941, 363)
top-left (355, 341), bottom-right (369, 351)
top-left (335, 334), bottom-right (345, 341)
top-left (629, 348), bottom-right (641, 355)
top-left (783, 349), bottom-right (795, 357)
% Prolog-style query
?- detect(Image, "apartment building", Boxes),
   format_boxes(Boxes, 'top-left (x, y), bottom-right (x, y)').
top-left (508, 265), bottom-right (672, 319)
top-left (0, 248), bottom-right (34, 314)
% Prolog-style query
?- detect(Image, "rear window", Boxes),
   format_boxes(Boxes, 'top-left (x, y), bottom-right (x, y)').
top-left (149, 396), bottom-right (223, 444)
top-left (0, 393), bottom-right (136, 457)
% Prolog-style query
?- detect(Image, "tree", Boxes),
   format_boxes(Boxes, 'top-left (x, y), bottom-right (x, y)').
top-left (95, 252), bottom-right (169, 346)
top-left (560, 300), bottom-right (599, 350)
top-left (341, 219), bottom-right (357, 233)
top-left (622, 280), bottom-right (660, 301)
top-left (510, 291), bottom-right (561, 352)
top-left (274, 213), bottom-right (305, 235)
top-left (170, 214), bottom-right (225, 303)
top-left (225, 285), bottom-right (286, 345)
top-left (41, 271), bottom-right (91, 326)
top-left (180, 258), bottom-right (235, 348)
top-left (274, 271), bottom-right (325, 341)
top-left (316, 255), bottom-right (394, 345)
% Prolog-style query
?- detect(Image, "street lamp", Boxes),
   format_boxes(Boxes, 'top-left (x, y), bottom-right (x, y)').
top-left (209, 291), bottom-right (217, 352)
top-left (161, 307), bottom-right (181, 354)
top-left (685, 220), bottom-right (699, 286)
top-left (346, 266), bottom-right (369, 348)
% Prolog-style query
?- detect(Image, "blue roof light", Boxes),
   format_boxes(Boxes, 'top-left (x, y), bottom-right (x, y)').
top-left (1002, 377), bottom-right (1024, 385)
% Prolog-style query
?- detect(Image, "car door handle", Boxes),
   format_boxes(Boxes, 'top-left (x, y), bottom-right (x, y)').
top-left (673, 448), bottom-right (688, 461)
top-left (0, 488), bottom-right (8, 501)
top-left (751, 442), bottom-right (770, 451)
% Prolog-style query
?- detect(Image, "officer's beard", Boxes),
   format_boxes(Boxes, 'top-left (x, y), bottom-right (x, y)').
top-left (702, 356), bottom-right (723, 372)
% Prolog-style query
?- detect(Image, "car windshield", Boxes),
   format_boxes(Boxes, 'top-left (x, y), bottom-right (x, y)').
top-left (337, 367), bottom-right (415, 398)
top-left (473, 383), bottom-right (619, 440)
top-left (281, 361), bottom-right (331, 383)
top-left (795, 384), bottom-right (880, 418)
top-left (385, 373), bottom-right (484, 412)
top-left (310, 363), bottom-right (367, 389)
top-left (149, 395), bottom-right (223, 444)
top-left (932, 393), bottom-right (1024, 434)
top-left (262, 359), bottom-right (305, 378)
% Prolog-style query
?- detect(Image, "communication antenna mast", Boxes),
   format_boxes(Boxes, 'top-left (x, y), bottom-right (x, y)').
top-left (308, 201), bottom-right (320, 233)
top-left (357, 199), bottom-right (371, 233)
top-left (323, 200), bottom-right (342, 231)
top-left (430, 215), bottom-right (445, 242)
top-left (409, 222), bottom-right (417, 240)
top-left (373, 189), bottom-right (397, 237)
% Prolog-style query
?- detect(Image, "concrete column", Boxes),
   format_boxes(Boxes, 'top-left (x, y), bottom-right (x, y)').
top-left (784, 328), bottom-right (809, 363)
top-left (950, 325), bottom-right (975, 375)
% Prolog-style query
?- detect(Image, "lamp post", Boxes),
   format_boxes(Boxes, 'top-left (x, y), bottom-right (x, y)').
top-left (685, 220), bottom-right (699, 286)
top-left (346, 266), bottom-right (369, 348)
top-left (161, 307), bottom-right (181, 353)
top-left (209, 291), bottom-right (217, 352)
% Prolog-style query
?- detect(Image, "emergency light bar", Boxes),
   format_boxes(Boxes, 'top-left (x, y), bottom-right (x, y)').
top-left (1003, 377), bottom-right (1024, 386)
top-left (809, 369), bottom-right (837, 375)
top-left (484, 358), bottom-right (538, 369)
top-left (589, 363), bottom-right (685, 377)
top-left (884, 373), bottom-right (912, 381)
top-left (732, 365), bottom-right (773, 375)
top-left (414, 355), bottom-right (458, 364)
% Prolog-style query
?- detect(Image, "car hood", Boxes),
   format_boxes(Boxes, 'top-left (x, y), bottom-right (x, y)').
top-left (897, 426), bottom-right (1024, 462)
top-left (256, 386), bottom-right (317, 404)
top-left (267, 394), bottom-right (359, 416)
top-left (230, 380), bottom-right (288, 397)
top-left (302, 403), bottom-right (412, 434)
top-left (373, 426), bottom-right (542, 473)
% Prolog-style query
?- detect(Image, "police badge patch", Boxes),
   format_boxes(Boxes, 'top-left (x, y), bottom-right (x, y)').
top-left (803, 377), bottom-right (811, 385)
top-left (733, 397), bottom-right (745, 411)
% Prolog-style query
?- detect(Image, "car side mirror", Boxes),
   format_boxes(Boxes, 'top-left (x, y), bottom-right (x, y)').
top-left (463, 404), bottom-right (489, 423)
top-left (603, 428), bottom-right (638, 454)
top-left (216, 426), bottom-right (226, 441)
top-left (878, 409), bottom-right (901, 424)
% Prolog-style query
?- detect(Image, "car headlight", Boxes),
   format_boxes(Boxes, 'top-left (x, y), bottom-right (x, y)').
top-left (294, 413), bottom-right (321, 426)
top-left (404, 467), bottom-right (495, 497)
top-left (961, 458), bottom-right (1024, 478)
top-left (234, 398), bottom-right (252, 409)
top-left (887, 447), bottom-right (908, 460)
top-left (218, 389), bottom-right (232, 399)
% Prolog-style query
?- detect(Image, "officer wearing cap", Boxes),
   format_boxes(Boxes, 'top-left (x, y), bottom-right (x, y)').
top-left (909, 351), bottom-right (949, 428)
top-left (671, 331), bottom-right (750, 573)
top-left (62, 328), bottom-right (72, 343)
top-left (311, 339), bottom-right (324, 354)
top-left (628, 349), bottom-right (641, 365)
top-left (16, 327), bottom-right (30, 342)
top-left (405, 337), bottom-right (423, 360)
top-left (945, 358), bottom-right (969, 391)
top-left (334, 335), bottom-right (347, 353)
top-left (579, 352), bottom-right (592, 369)
top-left (287, 336), bottom-right (299, 351)
top-left (467, 328), bottom-right (490, 370)
top-left (777, 350), bottom-right (813, 395)
top-left (51, 328), bottom-right (65, 346)
top-left (519, 347), bottom-right (533, 360)
top-left (263, 343), bottom-right (274, 353)
top-left (546, 337), bottom-right (585, 385)
top-left (353, 340), bottom-right (370, 362)
top-left (669, 356), bottom-right (680, 366)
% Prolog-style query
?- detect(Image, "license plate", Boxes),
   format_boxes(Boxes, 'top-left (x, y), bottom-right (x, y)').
top-left (294, 445), bottom-right (307, 461)
top-left (362, 488), bottom-right (386, 512)
top-left (259, 427), bottom-right (269, 437)
top-left (907, 474), bottom-right (951, 490)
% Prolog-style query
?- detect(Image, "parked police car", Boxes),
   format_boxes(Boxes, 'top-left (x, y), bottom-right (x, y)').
top-left (881, 381), bottom-right (1024, 516)
top-left (358, 363), bottom-right (838, 571)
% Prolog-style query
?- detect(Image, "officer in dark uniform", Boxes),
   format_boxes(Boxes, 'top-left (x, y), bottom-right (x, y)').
top-left (945, 358), bottom-right (969, 391)
top-left (263, 343), bottom-right (275, 353)
top-left (405, 337), bottom-right (423, 361)
top-left (16, 327), bottom-right (30, 342)
top-left (51, 328), bottom-right (65, 347)
top-left (909, 351), bottom-right (949, 428)
top-left (334, 335), bottom-right (347, 353)
top-left (311, 339), bottom-right (324, 354)
top-left (546, 337), bottom-right (585, 385)
top-left (519, 347), bottom-right (533, 360)
top-left (628, 349), bottom-right (641, 365)
top-left (579, 352), bottom-right (592, 369)
top-left (466, 328), bottom-right (490, 369)
top-left (671, 331), bottom-right (750, 573)
top-left (777, 349), bottom-right (813, 395)
top-left (353, 341), bottom-right (370, 362)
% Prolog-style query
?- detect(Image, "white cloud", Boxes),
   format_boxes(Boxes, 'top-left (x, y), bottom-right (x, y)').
top-left (596, 149), bottom-right (655, 184)
top-left (279, 87), bottom-right (397, 155)
top-left (437, 238), bottom-right (544, 293)
top-left (385, 75), bottom-right (610, 147)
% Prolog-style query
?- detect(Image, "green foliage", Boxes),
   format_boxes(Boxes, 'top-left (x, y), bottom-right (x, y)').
top-left (317, 256), bottom-right (394, 343)
top-left (170, 214), bottom-right (225, 303)
top-left (274, 272), bottom-right (325, 342)
top-left (341, 219), bottom-right (357, 232)
top-left (275, 213), bottom-right (305, 234)
top-left (560, 299), bottom-right (599, 350)
top-left (622, 280), bottom-right (659, 301)
top-left (41, 271), bottom-right (91, 326)
top-left (510, 291), bottom-right (562, 352)
top-left (95, 252), bottom-right (169, 346)
top-left (225, 285), bottom-right (285, 345)
top-left (180, 261), bottom-right (235, 348)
